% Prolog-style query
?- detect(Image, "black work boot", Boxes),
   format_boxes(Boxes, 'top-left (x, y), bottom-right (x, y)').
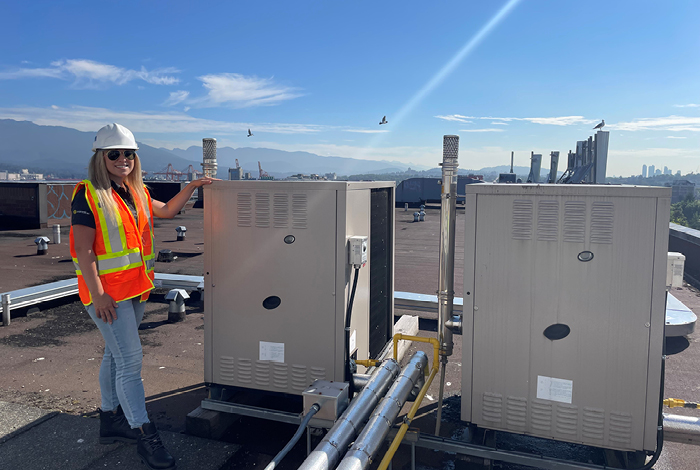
top-left (99, 406), bottom-right (140, 444)
top-left (137, 422), bottom-right (176, 470)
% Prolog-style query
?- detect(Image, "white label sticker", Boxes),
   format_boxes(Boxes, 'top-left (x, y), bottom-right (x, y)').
top-left (537, 375), bottom-right (573, 404)
top-left (259, 341), bottom-right (285, 363)
top-left (350, 330), bottom-right (357, 353)
top-left (153, 280), bottom-right (162, 287)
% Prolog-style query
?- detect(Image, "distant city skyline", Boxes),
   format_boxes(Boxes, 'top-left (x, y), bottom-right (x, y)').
top-left (1, 1), bottom-right (698, 177)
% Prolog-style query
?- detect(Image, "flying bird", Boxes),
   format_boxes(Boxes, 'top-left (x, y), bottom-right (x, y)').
top-left (247, 129), bottom-right (253, 137)
top-left (379, 116), bottom-right (388, 125)
top-left (593, 120), bottom-right (605, 130)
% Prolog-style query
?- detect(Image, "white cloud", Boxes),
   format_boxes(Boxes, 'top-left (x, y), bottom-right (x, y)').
top-left (674, 104), bottom-right (700, 108)
top-left (437, 114), bottom-right (596, 127)
top-left (0, 59), bottom-right (179, 87)
top-left (164, 90), bottom-right (190, 106)
top-left (667, 136), bottom-right (687, 139)
top-left (609, 116), bottom-right (700, 132)
top-left (490, 121), bottom-right (508, 125)
top-left (191, 73), bottom-right (302, 108)
top-left (435, 114), bottom-right (474, 123)
top-left (0, 105), bottom-right (326, 135)
top-left (459, 128), bottom-right (504, 132)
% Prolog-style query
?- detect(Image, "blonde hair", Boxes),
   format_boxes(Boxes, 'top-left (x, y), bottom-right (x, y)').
top-left (87, 151), bottom-right (149, 223)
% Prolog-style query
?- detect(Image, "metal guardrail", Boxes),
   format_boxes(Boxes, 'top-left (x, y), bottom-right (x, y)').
top-left (394, 291), bottom-right (463, 314)
top-left (0, 273), bottom-right (205, 325)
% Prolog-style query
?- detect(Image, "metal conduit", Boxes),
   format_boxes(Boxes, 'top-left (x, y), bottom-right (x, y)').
top-left (336, 352), bottom-right (428, 470)
top-left (298, 359), bottom-right (401, 470)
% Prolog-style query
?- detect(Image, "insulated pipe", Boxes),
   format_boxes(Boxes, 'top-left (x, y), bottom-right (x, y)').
top-left (352, 373), bottom-right (372, 391)
top-left (298, 359), bottom-right (401, 470)
top-left (336, 352), bottom-right (428, 470)
top-left (663, 414), bottom-right (700, 445)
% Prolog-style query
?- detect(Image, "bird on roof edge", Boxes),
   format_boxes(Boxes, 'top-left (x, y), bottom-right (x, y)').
top-left (379, 116), bottom-right (388, 125)
top-left (247, 129), bottom-right (253, 137)
top-left (593, 120), bottom-right (605, 130)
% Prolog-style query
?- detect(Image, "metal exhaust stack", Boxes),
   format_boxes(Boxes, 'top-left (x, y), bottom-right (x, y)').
top-left (435, 135), bottom-right (459, 435)
top-left (437, 135), bottom-right (459, 358)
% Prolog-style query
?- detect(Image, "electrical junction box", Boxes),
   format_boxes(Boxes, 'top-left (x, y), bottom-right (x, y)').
top-left (203, 181), bottom-right (395, 396)
top-left (303, 379), bottom-right (349, 424)
top-left (349, 236), bottom-right (368, 267)
top-left (461, 184), bottom-right (670, 453)
top-left (667, 252), bottom-right (685, 289)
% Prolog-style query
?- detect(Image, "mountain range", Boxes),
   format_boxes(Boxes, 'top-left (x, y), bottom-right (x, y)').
top-left (0, 120), bottom-right (555, 179)
top-left (0, 119), bottom-right (422, 178)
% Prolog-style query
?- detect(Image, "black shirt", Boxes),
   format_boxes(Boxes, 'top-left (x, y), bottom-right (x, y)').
top-left (71, 181), bottom-right (138, 228)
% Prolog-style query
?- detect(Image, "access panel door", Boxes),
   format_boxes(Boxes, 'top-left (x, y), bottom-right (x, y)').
top-left (470, 193), bottom-right (657, 451)
top-left (207, 187), bottom-right (339, 394)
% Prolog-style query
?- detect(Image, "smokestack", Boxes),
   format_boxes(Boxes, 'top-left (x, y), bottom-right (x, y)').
top-left (527, 152), bottom-right (542, 183)
top-left (510, 151), bottom-right (514, 173)
top-left (548, 151), bottom-right (560, 184)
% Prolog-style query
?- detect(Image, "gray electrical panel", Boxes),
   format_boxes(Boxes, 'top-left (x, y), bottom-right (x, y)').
top-left (203, 181), bottom-right (395, 395)
top-left (461, 184), bottom-right (670, 452)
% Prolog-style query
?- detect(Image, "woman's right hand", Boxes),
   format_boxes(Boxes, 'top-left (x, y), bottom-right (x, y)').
top-left (93, 292), bottom-right (118, 324)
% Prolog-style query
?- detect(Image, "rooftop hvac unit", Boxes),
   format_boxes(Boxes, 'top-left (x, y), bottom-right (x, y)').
top-left (203, 181), bottom-right (395, 395)
top-left (461, 184), bottom-right (670, 453)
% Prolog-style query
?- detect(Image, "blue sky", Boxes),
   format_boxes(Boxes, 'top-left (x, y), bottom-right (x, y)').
top-left (1, 0), bottom-right (698, 176)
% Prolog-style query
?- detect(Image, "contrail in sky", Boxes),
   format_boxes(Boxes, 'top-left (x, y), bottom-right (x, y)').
top-left (367, 0), bottom-right (523, 152)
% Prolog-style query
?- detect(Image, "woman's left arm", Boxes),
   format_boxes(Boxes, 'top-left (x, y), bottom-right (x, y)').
top-left (152, 177), bottom-right (218, 219)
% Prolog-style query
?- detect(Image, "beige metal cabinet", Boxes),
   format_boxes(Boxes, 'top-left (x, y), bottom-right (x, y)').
top-left (203, 181), bottom-right (394, 395)
top-left (461, 184), bottom-right (670, 452)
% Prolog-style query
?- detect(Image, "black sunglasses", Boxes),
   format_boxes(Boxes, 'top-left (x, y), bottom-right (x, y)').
top-left (106, 150), bottom-right (136, 161)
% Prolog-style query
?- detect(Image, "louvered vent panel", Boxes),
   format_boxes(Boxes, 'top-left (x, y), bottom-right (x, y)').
top-left (237, 193), bottom-right (252, 227)
top-left (219, 356), bottom-right (235, 382)
top-left (292, 194), bottom-right (308, 229)
top-left (273, 193), bottom-right (289, 228)
top-left (537, 201), bottom-right (559, 241)
top-left (255, 361), bottom-right (270, 386)
top-left (609, 411), bottom-right (633, 445)
top-left (237, 358), bottom-right (252, 384)
top-left (530, 399), bottom-right (553, 432)
top-left (482, 392), bottom-right (503, 424)
top-left (582, 407), bottom-right (605, 441)
top-left (255, 193), bottom-right (270, 228)
top-left (506, 396), bottom-right (527, 429)
top-left (556, 404), bottom-right (579, 436)
top-left (272, 363), bottom-right (289, 390)
top-left (291, 365), bottom-right (309, 391)
top-left (590, 202), bottom-right (614, 244)
top-left (310, 367), bottom-right (326, 382)
top-left (563, 201), bottom-right (586, 243)
top-left (512, 200), bottom-right (533, 240)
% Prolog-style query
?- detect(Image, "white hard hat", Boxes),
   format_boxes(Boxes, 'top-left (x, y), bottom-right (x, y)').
top-left (93, 123), bottom-right (139, 151)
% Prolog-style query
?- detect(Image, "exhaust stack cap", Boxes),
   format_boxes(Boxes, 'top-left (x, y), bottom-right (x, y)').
top-left (34, 236), bottom-right (50, 255)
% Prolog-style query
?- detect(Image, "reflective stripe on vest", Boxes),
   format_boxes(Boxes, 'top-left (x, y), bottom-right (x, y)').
top-left (72, 249), bottom-right (143, 276)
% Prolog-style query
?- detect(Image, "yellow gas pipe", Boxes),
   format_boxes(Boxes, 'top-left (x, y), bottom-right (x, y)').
top-left (376, 334), bottom-right (440, 470)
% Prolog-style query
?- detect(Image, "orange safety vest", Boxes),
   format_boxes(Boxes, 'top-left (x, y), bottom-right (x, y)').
top-left (69, 180), bottom-right (156, 306)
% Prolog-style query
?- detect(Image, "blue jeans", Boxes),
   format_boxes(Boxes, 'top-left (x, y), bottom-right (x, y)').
top-left (87, 297), bottom-right (150, 429)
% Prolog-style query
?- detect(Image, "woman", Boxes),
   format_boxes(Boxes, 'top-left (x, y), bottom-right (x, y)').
top-left (70, 123), bottom-right (214, 470)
